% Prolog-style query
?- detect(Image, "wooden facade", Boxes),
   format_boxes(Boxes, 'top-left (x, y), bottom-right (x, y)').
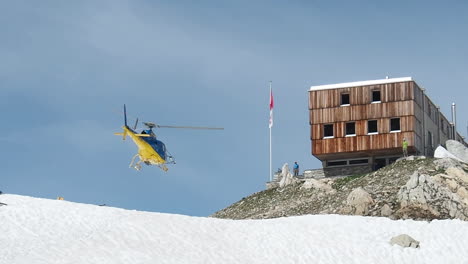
top-left (309, 77), bottom-right (466, 171)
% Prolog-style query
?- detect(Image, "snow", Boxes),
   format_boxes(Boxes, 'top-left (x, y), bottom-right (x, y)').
top-left (1, 194), bottom-right (468, 264)
top-left (309, 77), bottom-right (413, 91)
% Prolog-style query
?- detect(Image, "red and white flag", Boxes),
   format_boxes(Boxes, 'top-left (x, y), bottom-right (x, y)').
top-left (269, 87), bottom-right (274, 128)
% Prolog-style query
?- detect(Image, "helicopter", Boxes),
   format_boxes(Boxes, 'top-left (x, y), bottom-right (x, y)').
top-left (114, 105), bottom-right (223, 171)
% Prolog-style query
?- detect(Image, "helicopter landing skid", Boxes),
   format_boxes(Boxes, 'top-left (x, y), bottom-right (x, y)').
top-left (158, 164), bottom-right (168, 172)
top-left (129, 154), bottom-right (142, 171)
top-left (128, 154), bottom-right (168, 172)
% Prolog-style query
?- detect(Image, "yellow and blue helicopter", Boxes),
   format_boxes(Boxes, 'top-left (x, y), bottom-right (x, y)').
top-left (114, 105), bottom-right (223, 171)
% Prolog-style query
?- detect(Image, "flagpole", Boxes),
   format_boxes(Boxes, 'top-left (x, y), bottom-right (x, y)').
top-left (269, 81), bottom-right (272, 182)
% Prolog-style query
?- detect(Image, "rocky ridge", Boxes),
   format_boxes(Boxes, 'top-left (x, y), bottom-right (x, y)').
top-left (212, 156), bottom-right (468, 220)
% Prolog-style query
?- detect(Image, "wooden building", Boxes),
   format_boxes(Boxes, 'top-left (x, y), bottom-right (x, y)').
top-left (309, 77), bottom-right (467, 176)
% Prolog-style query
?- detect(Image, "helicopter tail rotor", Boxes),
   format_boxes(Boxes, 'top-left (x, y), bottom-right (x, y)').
top-left (124, 104), bottom-right (128, 127)
top-left (133, 118), bottom-right (139, 130)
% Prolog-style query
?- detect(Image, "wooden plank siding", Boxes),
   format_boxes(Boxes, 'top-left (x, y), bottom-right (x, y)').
top-left (311, 116), bottom-right (415, 140)
top-left (309, 81), bottom-right (417, 160)
top-left (309, 81), bottom-right (414, 109)
top-left (310, 100), bottom-right (415, 124)
top-left (312, 132), bottom-right (415, 156)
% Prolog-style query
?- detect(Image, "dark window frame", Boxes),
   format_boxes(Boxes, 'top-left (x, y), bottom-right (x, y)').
top-left (428, 130), bottom-right (433, 148)
top-left (340, 93), bottom-right (350, 106)
top-left (349, 158), bottom-right (369, 165)
top-left (323, 124), bottom-right (334, 138)
top-left (390, 117), bottom-right (401, 132)
top-left (367, 120), bottom-right (378, 134)
top-left (345, 122), bottom-right (356, 136)
top-left (371, 90), bottom-right (381, 103)
top-left (326, 160), bottom-right (347, 167)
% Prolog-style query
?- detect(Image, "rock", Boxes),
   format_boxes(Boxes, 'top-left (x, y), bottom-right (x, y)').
top-left (446, 167), bottom-right (468, 184)
top-left (445, 179), bottom-right (459, 192)
top-left (434, 146), bottom-right (464, 163)
top-left (396, 168), bottom-right (468, 220)
top-left (396, 155), bottom-right (425, 163)
top-left (446, 140), bottom-right (468, 163)
top-left (301, 179), bottom-right (335, 193)
top-left (278, 163), bottom-right (295, 188)
top-left (405, 171), bottom-right (420, 189)
top-left (390, 234), bottom-right (420, 248)
top-left (381, 204), bottom-right (392, 217)
top-left (345, 187), bottom-right (374, 215)
top-left (456, 187), bottom-right (468, 201)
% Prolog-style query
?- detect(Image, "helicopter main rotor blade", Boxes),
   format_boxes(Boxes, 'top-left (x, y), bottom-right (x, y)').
top-left (156, 125), bottom-right (224, 130)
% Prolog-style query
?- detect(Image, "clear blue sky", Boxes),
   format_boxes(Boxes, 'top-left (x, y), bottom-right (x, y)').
top-left (1, 1), bottom-right (467, 216)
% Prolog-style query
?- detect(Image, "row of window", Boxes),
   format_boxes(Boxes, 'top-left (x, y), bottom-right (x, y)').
top-left (340, 90), bottom-right (381, 106)
top-left (323, 118), bottom-right (401, 138)
top-left (326, 156), bottom-right (400, 168)
top-left (327, 158), bottom-right (369, 167)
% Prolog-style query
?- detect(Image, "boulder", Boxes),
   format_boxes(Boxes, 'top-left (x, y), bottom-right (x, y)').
top-left (434, 146), bottom-right (464, 162)
top-left (433, 157), bottom-right (464, 170)
top-left (446, 140), bottom-right (468, 163)
top-left (344, 187), bottom-right (374, 215)
top-left (390, 234), bottom-right (420, 248)
top-left (301, 179), bottom-right (335, 193)
top-left (381, 204), bottom-right (392, 217)
top-left (278, 163), bottom-right (295, 188)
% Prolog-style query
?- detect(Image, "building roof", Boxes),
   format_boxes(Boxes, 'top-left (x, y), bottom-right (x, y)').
top-left (309, 77), bottom-right (413, 91)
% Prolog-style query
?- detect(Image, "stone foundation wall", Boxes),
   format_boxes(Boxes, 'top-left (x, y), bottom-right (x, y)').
top-left (303, 169), bottom-right (325, 179)
top-left (323, 164), bottom-right (372, 177)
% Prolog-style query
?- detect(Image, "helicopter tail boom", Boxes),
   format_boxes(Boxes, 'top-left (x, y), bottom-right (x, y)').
top-left (114, 128), bottom-right (128, 140)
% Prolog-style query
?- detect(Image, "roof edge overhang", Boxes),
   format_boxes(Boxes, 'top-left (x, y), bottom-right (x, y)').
top-left (309, 77), bottom-right (413, 91)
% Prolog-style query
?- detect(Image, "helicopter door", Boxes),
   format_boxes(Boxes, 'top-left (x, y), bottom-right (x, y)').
top-left (154, 140), bottom-right (167, 161)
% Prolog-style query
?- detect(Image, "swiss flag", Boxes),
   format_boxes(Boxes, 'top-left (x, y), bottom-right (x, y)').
top-left (269, 87), bottom-right (274, 128)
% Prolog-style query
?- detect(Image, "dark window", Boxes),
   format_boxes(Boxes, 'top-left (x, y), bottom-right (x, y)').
top-left (341, 93), bottom-right (350, 105)
top-left (374, 158), bottom-right (386, 170)
top-left (372, 90), bottom-right (381, 102)
top-left (346, 122), bottom-right (356, 136)
top-left (388, 157), bottom-right (399, 165)
top-left (367, 120), bottom-right (378, 134)
top-left (428, 131), bottom-right (433, 147)
top-left (390, 118), bottom-right (401, 131)
top-left (349, 159), bottom-right (369, 165)
top-left (327, 160), bottom-right (347, 167)
top-left (324, 124), bottom-right (334, 138)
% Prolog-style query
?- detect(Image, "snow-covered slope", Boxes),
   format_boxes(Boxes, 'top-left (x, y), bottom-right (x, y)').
top-left (1, 194), bottom-right (468, 264)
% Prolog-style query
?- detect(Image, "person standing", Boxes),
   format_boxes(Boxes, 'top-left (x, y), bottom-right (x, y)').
top-left (293, 162), bottom-right (299, 177)
top-left (402, 138), bottom-right (408, 157)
